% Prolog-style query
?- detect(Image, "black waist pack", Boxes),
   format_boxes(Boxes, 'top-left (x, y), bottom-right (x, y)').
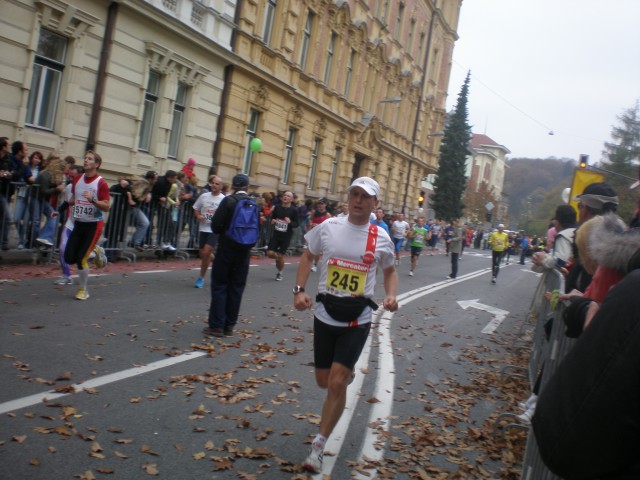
top-left (316, 293), bottom-right (379, 323)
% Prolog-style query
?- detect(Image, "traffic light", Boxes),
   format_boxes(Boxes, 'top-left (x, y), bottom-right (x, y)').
top-left (418, 190), bottom-right (425, 208)
top-left (579, 154), bottom-right (589, 168)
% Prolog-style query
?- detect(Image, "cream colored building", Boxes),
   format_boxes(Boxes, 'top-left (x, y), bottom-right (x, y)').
top-left (0, 0), bottom-right (461, 215)
top-left (467, 133), bottom-right (510, 221)
top-left (0, 0), bottom-right (236, 182)
top-left (220, 0), bottom-right (461, 214)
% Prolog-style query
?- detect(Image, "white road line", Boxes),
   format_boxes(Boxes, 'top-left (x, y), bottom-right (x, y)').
top-left (352, 266), bottom-right (494, 479)
top-left (458, 299), bottom-right (510, 334)
top-left (0, 351), bottom-right (207, 415)
top-left (3, 264), bottom-right (504, 478)
top-left (316, 314), bottom-right (377, 476)
top-left (352, 309), bottom-right (396, 479)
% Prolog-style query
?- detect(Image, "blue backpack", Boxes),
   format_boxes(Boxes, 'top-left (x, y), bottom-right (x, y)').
top-left (226, 195), bottom-right (259, 246)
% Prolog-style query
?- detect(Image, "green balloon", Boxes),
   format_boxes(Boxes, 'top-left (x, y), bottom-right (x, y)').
top-left (250, 137), bottom-right (262, 152)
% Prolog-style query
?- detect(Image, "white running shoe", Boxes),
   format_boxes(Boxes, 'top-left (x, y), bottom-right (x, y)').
top-left (275, 272), bottom-right (283, 281)
top-left (310, 264), bottom-right (317, 273)
top-left (517, 406), bottom-right (535, 424)
top-left (409, 270), bottom-right (414, 276)
top-left (302, 442), bottom-right (324, 474)
top-left (54, 276), bottom-right (73, 285)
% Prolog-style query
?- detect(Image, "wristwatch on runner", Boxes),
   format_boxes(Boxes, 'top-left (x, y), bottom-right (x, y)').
top-left (292, 285), bottom-right (305, 295)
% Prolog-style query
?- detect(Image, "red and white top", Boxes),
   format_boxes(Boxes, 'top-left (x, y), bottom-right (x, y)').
top-left (71, 174), bottom-right (109, 222)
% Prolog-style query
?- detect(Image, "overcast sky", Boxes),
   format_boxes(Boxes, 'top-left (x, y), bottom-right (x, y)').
top-left (445, 0), bottom-right (640, 162)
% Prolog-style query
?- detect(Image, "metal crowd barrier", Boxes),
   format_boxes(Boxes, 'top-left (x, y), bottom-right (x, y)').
top-left (491, 267), bottom-right (577, 479)
top-left (103, 192), bottom-right (198, 262)
top-left (0, 181), bottom-right (62, 263)
top-left (0, 184), bottom-right (202, 263)
top-left (1, 184), bottom-right (312, 263)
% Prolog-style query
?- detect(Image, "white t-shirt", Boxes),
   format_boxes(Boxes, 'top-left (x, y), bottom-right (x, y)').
top-left (391, 220), bottom-right (410, 239)
top-left (192, 192), bottom-right (225, 233)
top-left (305, 216), bottom-right (395, 327)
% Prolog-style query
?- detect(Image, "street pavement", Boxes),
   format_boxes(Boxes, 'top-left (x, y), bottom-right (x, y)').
top-left (0, 247), bottom-right (537, 479)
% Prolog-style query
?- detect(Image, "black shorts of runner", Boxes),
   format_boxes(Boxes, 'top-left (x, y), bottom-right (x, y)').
top-left (410, 246), bottom-right (422, 258)
top-left (313, 317), bottom-right (371, 370)
top-left (267, 234), bottom-right (291, 255)
top-left (198, 231), bottom-right (219, 250)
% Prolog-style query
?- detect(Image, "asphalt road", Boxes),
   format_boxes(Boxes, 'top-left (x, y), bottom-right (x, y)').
top-left (0, 248), bottom-right (539, 479)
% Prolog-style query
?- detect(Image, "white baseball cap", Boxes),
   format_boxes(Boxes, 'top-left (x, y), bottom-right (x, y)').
top-left (347, 176), bottom-right (380, 197)
top-left (498, 223), bottom-right (505, 228)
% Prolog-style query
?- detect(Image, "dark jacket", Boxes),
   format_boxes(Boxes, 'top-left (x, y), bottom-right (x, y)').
top-left (32, 170), bottom-right (57, 200)
top-left (151, 175), bottom-right (174, 204)
top-left (0, 153), bottom-right (13, 195)
top-left (533, 270), bottom-right (640, 479)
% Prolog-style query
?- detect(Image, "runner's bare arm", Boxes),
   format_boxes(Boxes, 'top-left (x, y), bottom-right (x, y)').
top-left (294, 249), bottom-right (315, 310)
top-left (381, 265), bottom-right (399, 312)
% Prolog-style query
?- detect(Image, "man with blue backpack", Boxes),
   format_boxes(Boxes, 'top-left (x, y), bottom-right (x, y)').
top-left (203, 173), bottom-right (259, 338)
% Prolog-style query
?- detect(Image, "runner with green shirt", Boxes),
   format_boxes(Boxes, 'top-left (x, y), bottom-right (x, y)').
top-left (407, 216), bottom-right (430, 276)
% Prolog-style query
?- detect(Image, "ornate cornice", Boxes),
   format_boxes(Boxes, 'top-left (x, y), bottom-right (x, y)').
top-left (145, 42), bottom-right (211, 86)
top-left (36, 0), bottom-right (100, 38)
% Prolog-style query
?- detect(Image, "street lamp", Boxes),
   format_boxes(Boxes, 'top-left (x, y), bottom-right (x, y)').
top-left (361, 96), bottom-right (402, 125)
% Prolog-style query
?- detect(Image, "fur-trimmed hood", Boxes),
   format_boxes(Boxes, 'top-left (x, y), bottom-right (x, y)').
top-left (588, 213), bottom-right (640, 274)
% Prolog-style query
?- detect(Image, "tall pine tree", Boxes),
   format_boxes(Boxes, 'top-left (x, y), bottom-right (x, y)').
top-left (602, 101), bottom-right (640, 179)
top-left (601, 101), bottom-right (640, 221)
top-left (431, 72), bottom-right (472, 222)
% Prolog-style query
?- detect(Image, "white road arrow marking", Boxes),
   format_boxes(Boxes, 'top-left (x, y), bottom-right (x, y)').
top-left (457, 299), bottom-right (510, 334)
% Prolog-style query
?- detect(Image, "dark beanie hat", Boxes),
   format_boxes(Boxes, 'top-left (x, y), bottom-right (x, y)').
top-left (232, 173), bottom-right (249, 189)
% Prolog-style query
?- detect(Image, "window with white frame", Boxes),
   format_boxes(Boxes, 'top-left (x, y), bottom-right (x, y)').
top-left (299, 10), bottom-right (314, 70)
top-left (138, 71), bottom-right (161, 152)
top-left (379, 1), bottom-right (389, 24)
top-left (324, 33), bottom-right (335, 85)
top-left (395, 4), bottom-right (404, 40)
top-left (282, 128), bottom-right (295, 184)
top-left (308, 138), bottom-right (321, 189)
top-left (329, 148), bottom-right (341, 194)
top-left (417, 31), bottom-right (426, 63)
top-left (25, 29), bottom-right (67, 130)
top-left (407, 19), bottom-right (415, 54)
top-left (344, 49), bottom-right (354, 97)
top-left (242, 109), bottom-right (260, 174)
top-left (168, 82), bottom-right (187, 159)
top-left (262, 0), bottom-right (277, 46)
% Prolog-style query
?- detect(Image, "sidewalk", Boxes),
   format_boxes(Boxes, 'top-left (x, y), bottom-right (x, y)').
top-left (0, 247), bottom-right (205, 281)
top-left (0, 244), bottom-right (427, 281)
top-left (0, 246), bottom-right (310, 281)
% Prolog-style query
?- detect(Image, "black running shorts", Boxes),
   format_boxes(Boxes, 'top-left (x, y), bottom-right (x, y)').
top-left (313, 317), bottom-right (371, 370)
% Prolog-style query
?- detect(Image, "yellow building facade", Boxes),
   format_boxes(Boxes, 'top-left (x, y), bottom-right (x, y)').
top-left (216, 0), bottom-right (461, 214)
